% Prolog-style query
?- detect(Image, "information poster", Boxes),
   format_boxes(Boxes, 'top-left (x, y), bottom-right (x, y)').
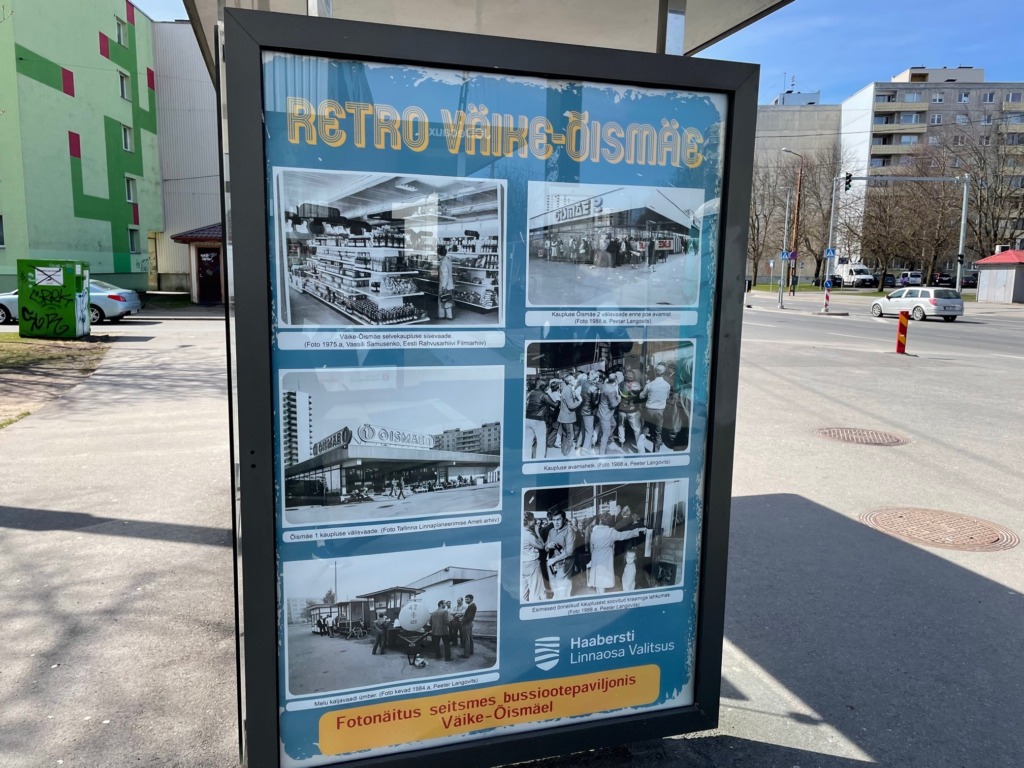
top-left (262, 51), bottom-right (727, 767)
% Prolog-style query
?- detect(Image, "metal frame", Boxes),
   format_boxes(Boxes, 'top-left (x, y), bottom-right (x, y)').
top-left (223, 8), bottom-right (756, 767)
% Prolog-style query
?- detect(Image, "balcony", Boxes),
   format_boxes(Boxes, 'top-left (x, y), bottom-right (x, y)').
top-left (874, 101), bottom-right (928, 113)
top-left (869, 144), bottom-right (921, 155)
top-left (871, 123), bottom-right (928, 134)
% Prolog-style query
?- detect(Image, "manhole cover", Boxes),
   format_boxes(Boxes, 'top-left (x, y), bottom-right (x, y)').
top-left (860, 507), bottom-right (1019, 552)
top-left (815, 428), bottom-right (909, 446)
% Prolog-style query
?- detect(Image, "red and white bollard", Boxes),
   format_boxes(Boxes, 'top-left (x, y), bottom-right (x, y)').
top-left (896, 310), bottom-right (909, 354)
top-left (822, 284), bottom-right (831, 313)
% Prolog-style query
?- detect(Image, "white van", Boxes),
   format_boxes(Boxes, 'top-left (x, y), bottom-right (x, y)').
top-left (898, 271), bottom-right (923, 286)
top-left (839, 264), bottom-right (876, 288)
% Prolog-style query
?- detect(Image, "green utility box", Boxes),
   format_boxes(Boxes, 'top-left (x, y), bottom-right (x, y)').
top-left (16, 259), bottom-right (91, 339)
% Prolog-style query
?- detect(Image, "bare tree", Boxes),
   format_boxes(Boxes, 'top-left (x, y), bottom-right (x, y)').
top-left (787, 142), bottom-right (848, 282)
top-left (746, 152), bottom-right (785, 287)
top-left (929, 108), bottom-right (1024, 260)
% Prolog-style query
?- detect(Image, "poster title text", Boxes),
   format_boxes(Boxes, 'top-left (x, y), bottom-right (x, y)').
top-left (287, 99), bottom-right (704, 168)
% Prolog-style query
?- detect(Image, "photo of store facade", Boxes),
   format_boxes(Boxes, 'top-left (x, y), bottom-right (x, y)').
top-left (276, 169), bottom-right (505, 327)
top-left (283, 422), bottom-right (501, 506)
top-left (528, 184), bottom-right (700, 265)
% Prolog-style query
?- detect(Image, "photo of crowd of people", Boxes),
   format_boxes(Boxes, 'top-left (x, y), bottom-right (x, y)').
top-left (283, 543), bottom-right (499, 696)
top-left (526, 182), bottom-right (703, 308)
top-left (523, 340), bottom-right (695, 461)
top-left (521, 481), bottom-right (687, 602)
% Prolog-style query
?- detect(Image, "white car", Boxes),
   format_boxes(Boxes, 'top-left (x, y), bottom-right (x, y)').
top-left (897, 271), bottom-right (923, 286)
top-left (870, 287), bottom-right (964, 322)
top-left (0, 280), bottom-right (142, 325)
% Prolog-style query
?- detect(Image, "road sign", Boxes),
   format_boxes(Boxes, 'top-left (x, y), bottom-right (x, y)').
top-left (780, 251), bottom-right (791, 261)
top-left (825, 248), bottom-right (836, 259)
top-left (824, 280), bottom-right (832, 289)
top-left (769, 260), bottom-right (774, 269)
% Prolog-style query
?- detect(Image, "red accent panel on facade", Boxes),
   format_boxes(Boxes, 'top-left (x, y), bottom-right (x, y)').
top-left (126, 2), bottom-right (136, 25)
top-left (68, 132), bottom-right (81, 159)
top-left (62, 68), bottom-right (76, 97)
top-left (132, 204), bottom-right (140, 226)
top-left (99, 33), bottom-right (110, 59)
top-left (147, 68), bottom-right (155, 90)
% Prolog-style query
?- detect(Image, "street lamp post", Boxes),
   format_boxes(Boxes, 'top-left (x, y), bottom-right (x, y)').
top-left (782, 148), bottom-right (804, 297)
top-left (779, 189), bottom-right (791, 309)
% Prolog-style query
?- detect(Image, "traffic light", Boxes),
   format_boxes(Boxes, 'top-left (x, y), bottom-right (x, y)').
top-left (844, 172), bottom-right (853, 192)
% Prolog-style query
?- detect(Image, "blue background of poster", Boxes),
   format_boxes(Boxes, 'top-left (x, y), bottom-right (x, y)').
top-left (261, 52), bottom-right (728, 765)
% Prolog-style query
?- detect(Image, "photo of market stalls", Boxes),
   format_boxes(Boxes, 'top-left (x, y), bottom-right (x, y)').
top-left (526, 181), bottom-right (704, 308)
top-left (283, 542), bottom-right (499, 697)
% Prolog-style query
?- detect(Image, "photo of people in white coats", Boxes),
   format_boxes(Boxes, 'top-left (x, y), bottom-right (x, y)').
top-left (520, 481), bottom-right (687, 602)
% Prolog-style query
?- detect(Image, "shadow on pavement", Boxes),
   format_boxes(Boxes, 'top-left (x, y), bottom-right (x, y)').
top-left (713, 493), bottom-right (1021, 767)
top-left (0, 506), bottom-right (231, 547)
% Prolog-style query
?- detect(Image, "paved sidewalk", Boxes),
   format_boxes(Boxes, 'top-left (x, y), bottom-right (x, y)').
top-left (0, 311), bottom-right (237, 767)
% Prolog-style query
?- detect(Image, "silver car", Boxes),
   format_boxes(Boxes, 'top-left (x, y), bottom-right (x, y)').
top-left (0, 280), bottom-right (142, 325)
top-left (870, 287), bottom-right (964, 322)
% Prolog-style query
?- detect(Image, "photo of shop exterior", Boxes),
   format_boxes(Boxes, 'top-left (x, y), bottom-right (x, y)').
top-left (522, 481), bottom-right (687, 602)
top-left (526, 182), bottom-right (704, 307)
top-left (275, 169), bottom-right (505, 327)
top-left (279, 367), bottom-right (503, 525)
top-left (524, 339), bottom-right (695, 459)
top-left (283, 545), bottom-right (499, 696)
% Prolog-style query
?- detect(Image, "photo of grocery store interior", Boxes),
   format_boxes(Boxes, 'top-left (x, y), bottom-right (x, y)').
top-left (276, 169), bottom-right (505, 327)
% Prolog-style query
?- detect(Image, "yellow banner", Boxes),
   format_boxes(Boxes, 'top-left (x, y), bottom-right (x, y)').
top-left (318, 665), bottom-right (660, 755)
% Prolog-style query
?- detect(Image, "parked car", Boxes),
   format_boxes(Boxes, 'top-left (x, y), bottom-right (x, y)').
top-left (873, 272), bottom-right (897, 288)
top-left (0, 280), bottom-right (141, 325)
top-left (897, 271), bottom-right (923, 287)
top-left (870, 287), bottom-right (964, 322)
top-left (961, 271), bottom-right (978, 288)
top-left (932, 272), bottom-right (953, 286)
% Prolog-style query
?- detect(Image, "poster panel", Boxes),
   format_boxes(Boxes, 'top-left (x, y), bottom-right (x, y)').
top-left (254, 41), bottom-right (732, 768)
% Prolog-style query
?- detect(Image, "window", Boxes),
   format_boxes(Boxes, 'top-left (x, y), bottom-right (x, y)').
top-left (980, 114), bottom-right (993, 126)
top-left (1006, 133), bottom-right (1023, 146)
top-left (958, 92), bottom-right (970, 103)
top-left (128, 228), bottom-right (141, 254)
top-left (899, 112), bottom-right (921, 124)
top-left (930, 113), bottom-right (943, 125)
top-left (870, 157), bottom-right (888, 168)
top-left (930, 92), bottom-right (944, 103)
top-left (982, 91), bottom-right (995, 104)
top-left (899, 134), bottom-right (919, 145)
top-left (980, 135), bottom-right (992, 146)
top-left (1011, 176), bottom-right (1024, 190)
top-left (125, 176), bottom-right (137, 203)
top-left (898, 156), bottom-right (913, 166)
top-left (904, 91), bottom-right (922, 103)
top-left (952, 135), bottom-right (968, 146)
top-left (118, 71), bottom-right (131, 100)
top-left (951, 157), bottom-right (962, 168)
top-left (873, 115), bottom-right (894, 125)
top-left (121, 125), bottom-right (133, 152)
top-left (0, 214), bottom-right (5, 248)
top-left (115, 18), bottom-right (127, 46)
top-left (927, 135), bottom-right (940, 145)
top-left (955, 114), bottom-right (968, 125)
top-left (1005, 92), bottom-right (1023, 103)
top-left (875, 93), bottom-right (896, 103)
top-left (1005, 113), bottom-right (1024, 125)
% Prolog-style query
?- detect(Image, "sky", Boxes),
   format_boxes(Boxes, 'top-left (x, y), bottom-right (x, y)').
top-left (133, 0), bottom-right (1023, 106)
top-left (698, 0), bottom-right (1024, 104)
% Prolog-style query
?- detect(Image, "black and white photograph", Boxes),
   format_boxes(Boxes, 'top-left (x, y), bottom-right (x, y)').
top-left (526, 181), bottom-right (703, 308)
top-left (524, 340), bottom-right (695, 461)
top-left (280, 366), bottom-right (503, 526)
top-left (275, 169), bottom-right (505, 327)
top-left (521, 481), bottom-right (687, 602)
top-left (283, 542), bottom-right (500, 697)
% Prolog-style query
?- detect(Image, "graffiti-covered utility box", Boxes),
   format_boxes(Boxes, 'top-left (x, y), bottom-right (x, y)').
top-left (17, 259), bottom-right (91, 339)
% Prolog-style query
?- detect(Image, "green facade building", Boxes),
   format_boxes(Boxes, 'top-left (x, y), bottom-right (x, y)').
top-left (0, 0), bottom-right (163, 291)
